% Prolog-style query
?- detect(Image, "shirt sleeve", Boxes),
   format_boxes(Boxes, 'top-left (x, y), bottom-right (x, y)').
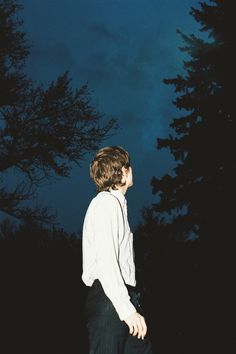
top-left (92, 194), bottom-right (136, 321)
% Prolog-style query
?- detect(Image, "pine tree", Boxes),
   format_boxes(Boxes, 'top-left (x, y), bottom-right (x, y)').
top-left (151, 0), bottom-right (234, 243)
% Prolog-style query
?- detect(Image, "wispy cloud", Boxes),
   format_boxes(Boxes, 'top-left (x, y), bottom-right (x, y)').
top-left (90, 23), bottom-right (121, 44)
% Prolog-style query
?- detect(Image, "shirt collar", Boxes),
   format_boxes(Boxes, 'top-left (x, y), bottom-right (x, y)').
top-left (109, 188), bottom-right (127, 209)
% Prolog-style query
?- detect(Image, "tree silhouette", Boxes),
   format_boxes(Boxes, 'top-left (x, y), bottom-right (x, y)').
top-left (134, 2), bottom-right (234, 353)
top-left (0, 0), bottom-right (117, 223)
top-left (151, 0), bottom-right (234, 244)
top-left (0, 220), bottom-right (89, 353)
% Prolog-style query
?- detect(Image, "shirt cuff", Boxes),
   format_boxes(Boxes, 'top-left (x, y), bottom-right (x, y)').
top-left (113, 298), bottom-right (137, 321)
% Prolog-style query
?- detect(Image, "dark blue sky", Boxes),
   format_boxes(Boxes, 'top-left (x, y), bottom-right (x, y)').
top-left (20, 0), bottom-right (200, 233)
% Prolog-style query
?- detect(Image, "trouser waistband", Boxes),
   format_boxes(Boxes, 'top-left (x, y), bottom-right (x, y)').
top-left (92, 279), bottom-right (136, 292)
top-left (91, 279), bottom-right (144, 315)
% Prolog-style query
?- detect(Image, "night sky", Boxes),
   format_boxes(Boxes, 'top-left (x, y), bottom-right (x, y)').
top-left (20, 0), bottom-right (199, 233)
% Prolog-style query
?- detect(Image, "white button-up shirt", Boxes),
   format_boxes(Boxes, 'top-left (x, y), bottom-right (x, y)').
top-left (82, 189), bottom-right (137, 321)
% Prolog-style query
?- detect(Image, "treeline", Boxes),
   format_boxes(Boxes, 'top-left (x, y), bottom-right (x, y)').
top-left (0, 218), bottom-right (227, 353)
top-left (0, 221), bottom-right (88, 353)
top-left (0, 220), bottom-right (203, 354)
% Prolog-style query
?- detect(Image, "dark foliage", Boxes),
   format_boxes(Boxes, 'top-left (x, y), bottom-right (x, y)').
top-left (136, 1), bottom-right (235, 353)
top-left (151, 0), bottom-right (234, 242)
top-left (0, 213), bottom-right (233, 354)
top-left (0, 219), bottom-right (204, 354)
top-left (0, 220), bottom-right (89, 354)
top-left (0, 0), bottom-right (117, 223)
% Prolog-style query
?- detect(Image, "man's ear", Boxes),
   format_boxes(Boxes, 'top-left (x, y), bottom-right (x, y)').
top-left (122, 166), bottom-right (128, 176)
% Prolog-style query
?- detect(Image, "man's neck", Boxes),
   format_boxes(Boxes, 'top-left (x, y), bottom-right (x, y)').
top-left (113, 186), bottom-right (127, 195)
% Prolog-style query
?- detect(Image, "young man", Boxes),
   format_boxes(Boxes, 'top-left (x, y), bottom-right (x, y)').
top-left (82, 146), bottom-right (153, 354)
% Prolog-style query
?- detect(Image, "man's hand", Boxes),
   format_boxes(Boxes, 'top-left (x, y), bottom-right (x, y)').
top-left (123, 311), bottom-right (147, 340)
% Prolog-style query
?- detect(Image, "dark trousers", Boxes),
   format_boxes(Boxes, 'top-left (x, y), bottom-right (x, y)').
top-left (85, 279), bottom-right (153, 354)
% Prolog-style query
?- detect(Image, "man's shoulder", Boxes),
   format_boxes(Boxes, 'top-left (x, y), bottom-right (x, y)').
top-left (90, 191), bottom-right (120, 209)
top-left (94, 191), bottom-right (119, 203)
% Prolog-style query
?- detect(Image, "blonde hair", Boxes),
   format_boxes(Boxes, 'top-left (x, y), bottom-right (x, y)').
top-left (90, 146), bottom-right (130, 191)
